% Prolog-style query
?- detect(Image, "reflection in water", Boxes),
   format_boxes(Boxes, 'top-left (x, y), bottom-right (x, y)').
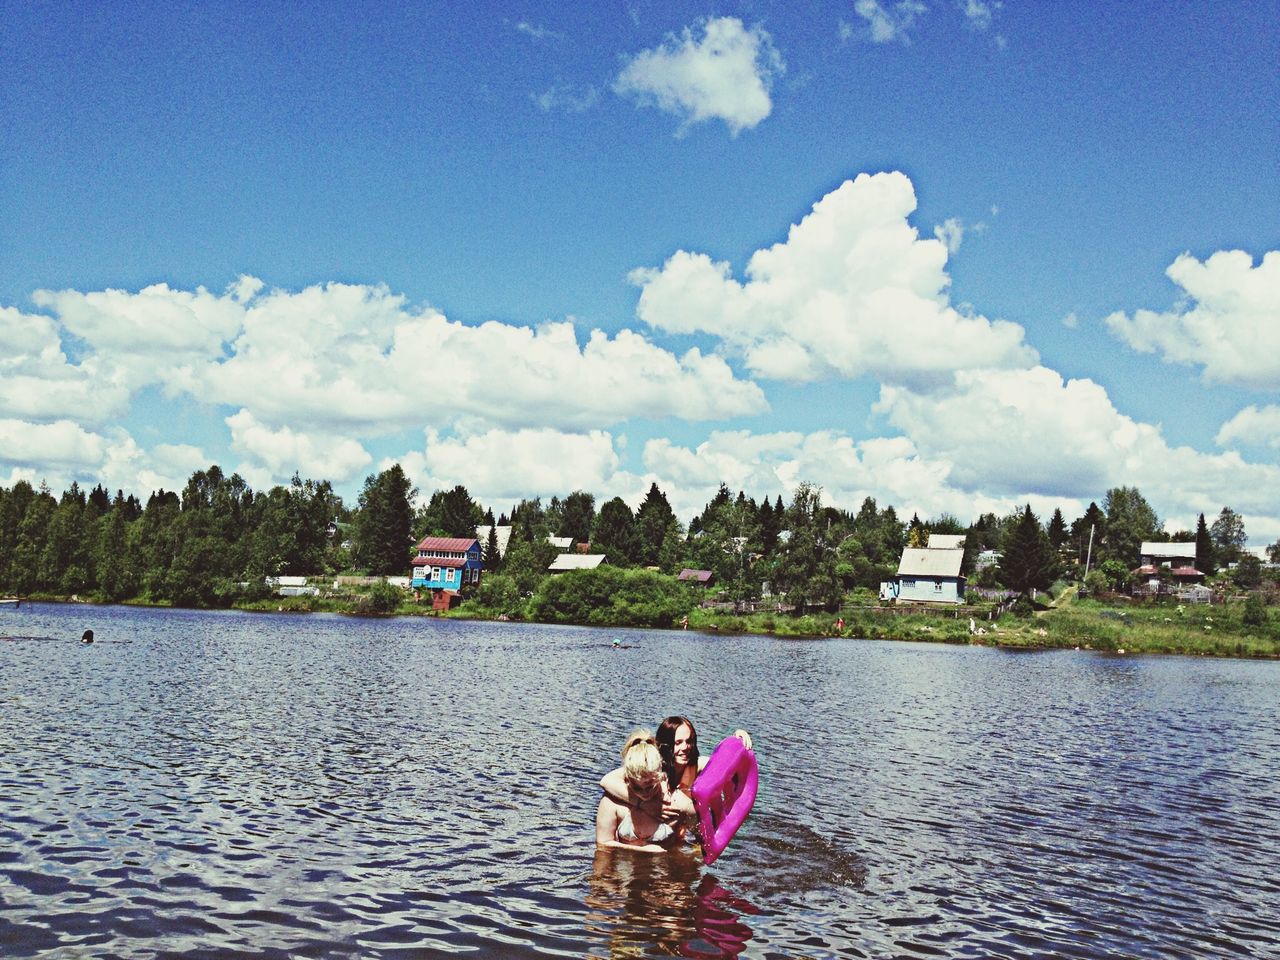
top-left (587, 848), bottom-right (757, 959)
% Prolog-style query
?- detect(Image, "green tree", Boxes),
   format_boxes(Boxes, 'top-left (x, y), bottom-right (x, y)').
top-left (550, 491), bottom-right (595, 545)
top-left (1209, 506), bottom-right (1247, 568)
top-left (999, 505), bottom-right (1059, 598)
top-left (1071, 501), bottom-right (1106, 568)
top-left (1194, 513), bottom-right (1216, 575)
top-left (1102, 487), bottom-right (1159, 567)
top-left (354, 464), bottom-right (415, 574)
top-left (773, 482), bottom-right (841, 610)
top-left (592, 497), bottom-right (637, 566)
top-left (417, 484), bottom-right (483, 539)
top-left (633, 483), bottom-right (678, 568)
top-left (1047, 508), bottom-right (1068, 550)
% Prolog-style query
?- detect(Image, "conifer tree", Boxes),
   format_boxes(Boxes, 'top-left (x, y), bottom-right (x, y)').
top-left (1000, 504), bottom-right (1059, 598)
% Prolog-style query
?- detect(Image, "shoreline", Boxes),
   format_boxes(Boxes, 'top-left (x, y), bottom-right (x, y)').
top-left (9, 591), bottom-right (1278, 661)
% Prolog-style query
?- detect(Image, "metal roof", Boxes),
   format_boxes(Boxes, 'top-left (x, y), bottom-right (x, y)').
top-left (897, 547), bottom-right (964, 578)
top-left (926, 534), bottom-right (966, 550)
top-left (548, 553), bottom-right (606, 571)
top-left (1140, 541), bottom-right (1196, 559)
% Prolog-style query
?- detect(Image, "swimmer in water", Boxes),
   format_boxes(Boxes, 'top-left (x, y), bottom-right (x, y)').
top-left (81, 629), bottom-right (94, 644)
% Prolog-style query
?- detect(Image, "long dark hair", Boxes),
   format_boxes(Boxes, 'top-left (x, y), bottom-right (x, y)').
top-left (655, 715), bottom-right (698, 790)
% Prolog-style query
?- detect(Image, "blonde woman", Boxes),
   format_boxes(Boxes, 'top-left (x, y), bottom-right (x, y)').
top-left (594, 730), bottom-right (677, 852)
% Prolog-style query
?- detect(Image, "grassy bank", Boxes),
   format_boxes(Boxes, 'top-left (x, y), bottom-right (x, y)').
top-left (20, 585), bottom-right (1280, 659)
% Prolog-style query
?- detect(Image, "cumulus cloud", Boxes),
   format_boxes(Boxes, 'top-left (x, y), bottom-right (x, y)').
top-left (194, 282), bottom-right (765, 433)
top-left (226, 409), bottom-right (371, 482)
top-left (631, 171), bottom-right (1036, 387)
top-left (30, 281), bottom-right (245, 392)
top-left (1104, 249), bottom-right (1280, 389)
top-left (398, 427), bottom-right (624, 507)
top-left (0, 306), bottom-right (131, 424)
top-left (872, 364), bottom-right (1280, 542)
top-left (1216, 405), bottom-right (1280, 451)
top-left (614, 17), bottom-right (783, 135)
top-left (933, 217), bottom-right (964, 254)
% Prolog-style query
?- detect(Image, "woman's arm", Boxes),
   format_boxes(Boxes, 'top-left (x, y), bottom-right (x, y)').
top-left (595, 796), bottom-right (622, 846)
top-left (600, 766), bottom-right (630, 805)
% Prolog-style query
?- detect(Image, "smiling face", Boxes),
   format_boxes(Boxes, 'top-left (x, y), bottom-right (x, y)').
top-left (671, 723), bottom-right (694, 769)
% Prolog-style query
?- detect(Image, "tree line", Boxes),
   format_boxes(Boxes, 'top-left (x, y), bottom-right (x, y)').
top-left (1, 463), bottom-right (1274, 608)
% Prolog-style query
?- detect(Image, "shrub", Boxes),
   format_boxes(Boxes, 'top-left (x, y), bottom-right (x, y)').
top-left (1242, 593), bottom-right (1268, 628)
top-left (358, 579), bottom-right (404, 616)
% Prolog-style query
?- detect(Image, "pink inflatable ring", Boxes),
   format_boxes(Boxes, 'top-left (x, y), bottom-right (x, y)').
top-left (691, 736), bottom-right (758, 865)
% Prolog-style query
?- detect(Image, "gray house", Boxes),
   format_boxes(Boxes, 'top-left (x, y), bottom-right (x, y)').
top-left (880, 547), bottom-right (966, 604)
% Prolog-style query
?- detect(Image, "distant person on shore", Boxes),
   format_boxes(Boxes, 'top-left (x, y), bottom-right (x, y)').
top-left (595, 730), bottom-right (677, 852)
top-left (600, 716), bottom-right (752, 841)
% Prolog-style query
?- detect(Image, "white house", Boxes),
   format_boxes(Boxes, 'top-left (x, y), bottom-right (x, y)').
top-left (548, 553), bottom-right (606, 573)
top-left (880, 547), bottom-right (966, 604)
top-left (1135, 541), bottom-right (1203, 592)
top-left (475, 524), bottom-right (513, 558)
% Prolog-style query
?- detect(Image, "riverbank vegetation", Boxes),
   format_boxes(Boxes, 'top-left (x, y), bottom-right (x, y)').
top-left (2, 466), bottom-right (1278, 658)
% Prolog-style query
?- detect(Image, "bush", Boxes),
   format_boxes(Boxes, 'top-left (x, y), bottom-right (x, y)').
top-left (531, 566), bottom-right (689, 627)
top-left (1242, 593), bottom-right (1269, 628)
top-left (357, 579), bottom-right (404, 616)
top-left (1010, 595), bottom-right (1035, 618)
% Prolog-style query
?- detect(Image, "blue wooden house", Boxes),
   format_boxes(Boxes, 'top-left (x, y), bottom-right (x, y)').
top-left (411, 536), bottom-right (483, 608)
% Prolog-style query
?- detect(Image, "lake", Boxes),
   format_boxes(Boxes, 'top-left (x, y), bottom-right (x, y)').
top-left (2, 602), bottom-right (1278, 958)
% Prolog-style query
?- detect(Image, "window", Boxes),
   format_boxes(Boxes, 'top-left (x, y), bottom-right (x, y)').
top-left (432, 567), bottom-right (441, 581)
top-left (934, 581), bottom-right (943, 592)
top-left (446, 568), bottom-right (455, 583)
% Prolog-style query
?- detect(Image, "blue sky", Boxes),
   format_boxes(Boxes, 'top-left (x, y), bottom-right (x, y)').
top-left (2, 1), bottom-right (1278, 545)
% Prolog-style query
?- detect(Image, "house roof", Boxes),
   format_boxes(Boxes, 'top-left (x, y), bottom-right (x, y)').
top-left (677, 569), bottom-right (714, 583)
top-left (547, 536), bottom-right (573, 550)
top-left (897, 547), bottom-right (964, 578)
top-left (412, 556), bottom-right (465, 568)
top-left (1140, 541), bottom-right (1195, 559)
top-left (548, 553), bottom-right (606, 571)
top-left (1170, 567), bottom-right (1204, 577)
top-left (416, 536), bottom-right (479, 552)
top-left (927, 534), bottom-right (966, 550)
top-left (474, 525), bottom-right (513, 557)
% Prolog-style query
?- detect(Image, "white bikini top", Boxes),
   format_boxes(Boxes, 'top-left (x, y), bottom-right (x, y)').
top-left (617, 813), bottom-right (674, 844)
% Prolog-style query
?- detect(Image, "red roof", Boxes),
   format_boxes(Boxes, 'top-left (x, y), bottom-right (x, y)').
top-left (412, 556), bottom-right (465, 568)
top-left (1170, 567), bottom-right (1203, 577)
top-left (416, 536), bottom-right (479, 551)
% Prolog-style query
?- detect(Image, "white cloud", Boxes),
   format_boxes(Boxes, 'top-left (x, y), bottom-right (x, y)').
top-left (933, 217), bottom-right (964, 253)
top-left (873, 364), bottom-right (1280, 543)
top-left (614, 17), bottom-right (783, 135)
top-left (30, 281), bottom-right (245, 392)
top-left (226, 409), bottom-right (372, 482)
top-left (1061, 311), bottom-right (1079, 329)
top-left (399, 427), bottom-right (624, 507)
top-left (1105, 249), bottom-right (1280, 389)
top-left (957, 0), bottom-right (1001, 32)
top-left (1216, 405), bottom-right (1280, 451)
top-left (852, 0), bottom-right (928, 44)
top-left (631, 171), bottom-right (1036, 388)
top-left (515, 21), bottom-right (560, 42)
top-left (198, 283), bottom-right (766, 433)
top-left (532, 83), bottom-right (600, 114)
top-left (0, 418), bottom-right (111, 471)
top-left (0, 306), bottom-right (131, 424)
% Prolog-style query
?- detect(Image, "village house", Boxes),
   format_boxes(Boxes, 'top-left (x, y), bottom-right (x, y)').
top-left (411, 536), bottom-right (483, 610)
top-left (548, 553), bottom-right (606, 573)
top-left (677, 569), bottom-right (715, 588)
top-left (880, 546), bottom-right (967, 605)
top-left (1134, 541), bottom-right (1203, 593)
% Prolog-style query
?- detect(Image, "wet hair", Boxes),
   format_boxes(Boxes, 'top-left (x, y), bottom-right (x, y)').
top-left (621, 730), bottom-right (663, 790)
top-left (656, 715), bottom-right (699, 790)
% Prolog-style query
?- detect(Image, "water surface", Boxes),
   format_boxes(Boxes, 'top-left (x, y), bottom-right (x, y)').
top-left (2, 603), bottom-right (1277, 957)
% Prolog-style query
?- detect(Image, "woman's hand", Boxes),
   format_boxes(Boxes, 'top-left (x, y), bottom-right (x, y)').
top-left (733, 728), bottom-right (753, 751)
top-left (661, 789), bottom-right (695, 824)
